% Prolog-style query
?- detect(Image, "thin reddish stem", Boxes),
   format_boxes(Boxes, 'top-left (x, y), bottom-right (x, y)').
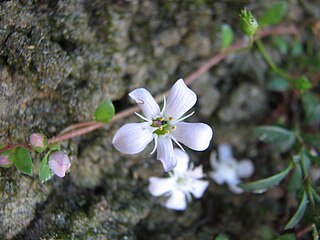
top-left (0, 143), bottom-right (32, 153)
top-left (6, 25), bottom-right (300, 146)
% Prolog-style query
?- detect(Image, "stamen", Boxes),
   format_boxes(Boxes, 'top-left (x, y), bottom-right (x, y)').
top-left (170, 135), bottom-right (185, 152)
top-left (173, 111), bottom-right (195, 124)
top-left (134, 112), bottom-right (150, 123)
top-left (160, 95), bottom-right (166, 115)
top-left (171, 126), bottom-right (176, 130)
top-left (168, 117), bottom-right (173, 121)
top-left (158, 126), bottom-right (163, 130)
top-left (150, 134), bottom-right (158, 155)
top-left (165, 130), bottom-right (170, 134)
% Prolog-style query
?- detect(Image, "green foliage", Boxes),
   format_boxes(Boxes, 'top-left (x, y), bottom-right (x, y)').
top-left (50, 143), bottom-right (61, 151)
top-left (277, 233), bottom-right (296, 240)
top-left (284, 191), bottom-right (308, 229)
top-left (10, 147), bottom-right (33, 176)
top-left (267, 76), bottom-right (290, 92)
top-left (39, 151), bottom-right (54, 183)
top-left (215, 234), bottom-right (229, 240)
top-left (301, 92), bottom-right (320, 124)
top-left (292, 76), bottom-right (312, 91)
top-left (273, 36), bottom-right (289, 55)
top-left (254, 126), bottom-right (296, 152)
top-left (221, 24), bottom-right (234, 50)
top-left (239, 163), bottom-right (292, 193)
top-left (259, 2), bottom-right (288, 28)
top-left (94, 99), bottom-right (115, 123)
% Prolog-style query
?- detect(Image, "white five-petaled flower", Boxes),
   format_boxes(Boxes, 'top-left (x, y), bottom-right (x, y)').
top-left (112, 78), bottom-right (213, 171)
top-left (209, 144), bottom-right (254, 194)
top-left (148, 148), bottom-right (209, 210)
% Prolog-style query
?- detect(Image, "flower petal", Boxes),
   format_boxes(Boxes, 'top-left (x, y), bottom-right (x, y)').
top-left (148, 177), bottom-right (176, 197)
top-left (189, 180), bottom-right (209, 198)
top-left (209, 151), bottom-right (219, 169)
top-left (228, 182), bottom-right (243, 194)
top-left (218, 144), bottom-right (233, 161)
top-left (189, 165), bottom-right (205, 179)
top-left (129, 88), bottom-right (160, 120)
top-left (236, 159), bottom-right (254, 178)
top-left (171, 122), bottom-right (213, 151)
top-left (156, 136), bottom-right (177, 171)
top-left (209, 171), bottom-right (225, 185)
top-left (164, 79), bottom-right (197, 120)
top-left (173, 148), bottom-right (189, 174)
top-left (48, 151), bottom-right (71, 178)
top-left (112, 122), bottom-right (155, 154)
top-left (165, 190), bottom-right (187, 210)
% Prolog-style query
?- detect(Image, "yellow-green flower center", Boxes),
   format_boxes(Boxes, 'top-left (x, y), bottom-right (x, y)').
top-left (151, 117), bottom-right (176, 135)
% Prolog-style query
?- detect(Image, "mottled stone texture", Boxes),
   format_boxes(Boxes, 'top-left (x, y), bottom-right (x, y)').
top-left (0, 0), bottom-right (308, 239)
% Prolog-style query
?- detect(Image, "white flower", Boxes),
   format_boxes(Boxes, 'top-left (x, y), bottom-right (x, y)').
top-left (148, 148), bottom-right (209, 210)
top-left (209, 144), bottom-right (254, 194)
top-left (112, 78), bottom-right (213, 171)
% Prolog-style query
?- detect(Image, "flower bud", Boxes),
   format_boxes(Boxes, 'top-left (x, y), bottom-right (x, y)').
top-left (239, 8), bottom-right (259, 36)
top-left (30, 132), bottom-right (48, 153)
top-left (48, 151), bottom-right (71, 178)
top-left (0, 154), bottom-right (13, 168)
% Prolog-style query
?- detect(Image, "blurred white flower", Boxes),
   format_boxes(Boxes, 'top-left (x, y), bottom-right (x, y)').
top-left (148, 148), bottom-right (209, 210)
top-left (209, 144), bottom-right (254, 194)
top-left (112, 78), bottom-right (213, 172)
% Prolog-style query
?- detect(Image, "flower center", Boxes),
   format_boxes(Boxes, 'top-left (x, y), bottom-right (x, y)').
top-left (151, 117), bottom-right (176, 135)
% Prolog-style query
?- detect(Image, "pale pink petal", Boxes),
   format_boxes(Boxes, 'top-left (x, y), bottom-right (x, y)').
top-left (30, 133), bottom-right (46, 148)
top-left (189, 180), bottom-right (209, 198)
top-left (236, 159), bottom-right (254, 178)
top-left (156, 136), bottom-right (177, 172)
top-left (129, 88), bottom-right (160, 120)
top-left (165, 190), bottom-right (187, 210)
top-left (112, 122), bottom-right (155, 154)
top-left (148, 177), bottom-right (176, 197)
top-left (171, 122), bottom-right (213, 151)
top-left (172, 148), bottom-right (189, 174)
top-left (48, 151), bottom-right (71, 178)
top-left (0, 154), bottom-right (12, 167)
top-left (164, 79), bottom-right (197, 120)
top-left (218, 144), bottom-right (233, 161)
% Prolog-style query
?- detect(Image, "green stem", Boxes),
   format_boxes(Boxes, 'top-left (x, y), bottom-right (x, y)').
top-left (255, 39), bottom-right (293, 81)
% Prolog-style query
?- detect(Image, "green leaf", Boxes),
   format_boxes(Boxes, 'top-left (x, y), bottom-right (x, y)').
top-left (254, 126), bottom-right (296, 152)
top-left (292, 76), bottom-right (312, 91)
top-left (11, 147), bottom-right (33, 176)
top-left (267, 76), bottom-right (290, 92)
top-left (39, 152), bottom-right (54, 183)
top-left (301, 92), bottom-right (320, 124)
top-left (284, 191), bottom-right (308, 230)
top-left (259, 2), bottom-right (288, 28)
top-left (277, 233), bottom-right (296, 240)
top-left (50, 143), bottom-right (61, 151)
top-left (288, 164), bottom-right (302, 192)
top-left (273, 36), bottom-right (288, 55)
top-left (215, 234), bottom-right (229, 240)
top-left (239, 163), bottom-right (292, 192)
top-left (94, 99), bottom-right (115, 123)
top-left (221, 24), bottom-right (234, 50)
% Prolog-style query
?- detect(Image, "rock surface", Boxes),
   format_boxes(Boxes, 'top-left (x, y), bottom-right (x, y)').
top-left (0, 0), bottom-right (310, 239)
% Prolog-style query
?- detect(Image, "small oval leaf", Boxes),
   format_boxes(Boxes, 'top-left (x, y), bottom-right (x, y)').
top-left (254, 126), bottom-right (296, 152)
top-left (284, 191), bottom-right (308, 230)
top-left (292, 76), bottom-right (312, 91)
top-left (12, 147), bottom-right (33, 176)
top-left (94, 99), bottom-right (115, 123)
top-left (239, 163), bottom-right (292, 192)
top-left (39, 152), bottom-right (54, 183)
top-left (221, 24), bottom-right (234, 50)
top-left (259, 2), bottom-right (288, 28)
